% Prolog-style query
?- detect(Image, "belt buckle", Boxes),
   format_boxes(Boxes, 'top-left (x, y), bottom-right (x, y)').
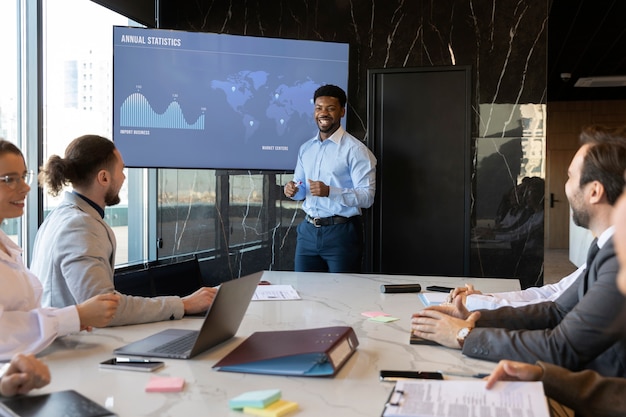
top-left (312, 217), bottom-right (322, 227)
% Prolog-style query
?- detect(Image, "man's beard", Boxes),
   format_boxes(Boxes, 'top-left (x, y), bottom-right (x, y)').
top-left (104, 188), bottom-right (120, 206)
top-left (571, 206), bottom-right (590, 229)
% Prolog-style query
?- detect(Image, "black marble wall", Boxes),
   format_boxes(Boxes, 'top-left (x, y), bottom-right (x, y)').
top-left (156, 0), bottom-right (547, 287)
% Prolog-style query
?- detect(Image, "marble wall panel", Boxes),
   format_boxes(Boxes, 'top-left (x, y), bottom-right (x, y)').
top-left (154, 0), bottom-right (547, 283)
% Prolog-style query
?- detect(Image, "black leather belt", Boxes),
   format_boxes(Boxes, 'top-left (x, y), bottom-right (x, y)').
top-left (305, 214), bottom-right (353, 227)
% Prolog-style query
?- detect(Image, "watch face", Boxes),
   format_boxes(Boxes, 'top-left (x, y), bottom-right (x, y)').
top-left (457, 327), bottom-right (470, 338)
top-left (456, 327), bottom-right (472, 348)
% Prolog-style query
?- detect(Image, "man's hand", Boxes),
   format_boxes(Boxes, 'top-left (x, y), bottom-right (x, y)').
top-left (485, 360), bottom-right (543, 389)
top-left (411, 297), bottom-right (481, 348)
top-left (283, 181), bottom-right (299, 198)
top-left (76, 293), bottom-right (121, 330)
top-left (425, 294), bottom-right (472, 320)
top-left (307, 179), bottom-right (329, 197)
top-left (448, 283), bottom-right (483, 303)
top-left (0, 353), bottom-right (51, 397)
top-left (182, 287), bottom-right (218, 315)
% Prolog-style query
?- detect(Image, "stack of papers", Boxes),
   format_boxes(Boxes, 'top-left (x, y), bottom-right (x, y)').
top-left (253, 285), bottom-right (301, 300)
top-left (382, 379), bottom-right (549, 417)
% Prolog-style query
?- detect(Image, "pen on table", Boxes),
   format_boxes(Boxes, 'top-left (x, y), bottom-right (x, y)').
top-left (438, 370), bottom-right (490, 379)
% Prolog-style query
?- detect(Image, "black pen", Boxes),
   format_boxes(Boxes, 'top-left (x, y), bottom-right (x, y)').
top-left (438, 370), bottom-right (490, 379)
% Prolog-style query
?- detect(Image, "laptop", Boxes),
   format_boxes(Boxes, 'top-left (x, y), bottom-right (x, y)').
top-left (113, 271), bottom-right (262, 359)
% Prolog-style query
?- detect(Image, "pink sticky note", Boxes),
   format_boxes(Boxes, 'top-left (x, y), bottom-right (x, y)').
top-left (145, 376), bottom-right (185, 392)
top-left (361, 311), bottom-right (390, 318)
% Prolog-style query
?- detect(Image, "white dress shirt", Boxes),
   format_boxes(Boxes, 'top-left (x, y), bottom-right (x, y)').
top-left (0, 230), bottom-right (79, 361)
top-left (290, 126), bottom-right (376, 218)
top-left (466, 226), bottom-right (615, 311)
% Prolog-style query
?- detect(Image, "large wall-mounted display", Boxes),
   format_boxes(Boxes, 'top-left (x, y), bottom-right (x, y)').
top-left (113, 26), bottom-right (349, 170)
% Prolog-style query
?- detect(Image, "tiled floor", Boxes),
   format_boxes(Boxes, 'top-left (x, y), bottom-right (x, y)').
top-left (544, 249), bottom-right (578, 285)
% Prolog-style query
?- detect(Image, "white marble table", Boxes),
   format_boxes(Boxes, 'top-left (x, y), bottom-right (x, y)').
top-left (37, 271), bottom-right (520, 416)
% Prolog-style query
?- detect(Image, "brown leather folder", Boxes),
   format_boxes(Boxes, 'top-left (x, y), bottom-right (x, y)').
top-left (212, 326), bottom-right (359, 376)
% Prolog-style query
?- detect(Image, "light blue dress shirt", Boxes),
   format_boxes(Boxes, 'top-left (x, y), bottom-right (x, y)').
top-left (290, 126), bottom-right (376, 218)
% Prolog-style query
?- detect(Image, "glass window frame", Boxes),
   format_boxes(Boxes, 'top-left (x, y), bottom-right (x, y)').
top-left (14, 0), bottom-right (295, 276)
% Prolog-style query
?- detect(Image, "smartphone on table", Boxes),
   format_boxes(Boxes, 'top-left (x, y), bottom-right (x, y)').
top-left (425, 285), bottom-right (455, 293)
top-left (99, 358), bottom-right (164, 372)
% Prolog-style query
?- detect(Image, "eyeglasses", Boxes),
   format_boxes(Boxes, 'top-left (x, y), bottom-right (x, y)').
top-left (0, 170), bottom-right (34, 189)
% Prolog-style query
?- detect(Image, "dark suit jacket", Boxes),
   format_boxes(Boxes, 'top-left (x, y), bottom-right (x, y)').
top-left (462, 238), bottom-right (626, 377)
top-left (539, 360), bottom-right (626, 417)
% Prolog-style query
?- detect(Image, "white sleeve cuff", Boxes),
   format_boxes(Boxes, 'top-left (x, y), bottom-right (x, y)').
top-left (53, 306), bottom-right (81, 336)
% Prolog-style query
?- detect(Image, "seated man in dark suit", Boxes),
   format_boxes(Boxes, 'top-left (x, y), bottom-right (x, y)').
top-left (483, 163), bottom-right (626, 417)
top-left (411, 138), bottom-right (626, 377)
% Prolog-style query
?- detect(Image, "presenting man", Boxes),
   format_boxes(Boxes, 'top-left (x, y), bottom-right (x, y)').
top-left (284, 85), bottom-right (376, 273)
top-left (31, 134), bottom-right (217, 326)
top-left (412, 138), bottom-right (626, 377)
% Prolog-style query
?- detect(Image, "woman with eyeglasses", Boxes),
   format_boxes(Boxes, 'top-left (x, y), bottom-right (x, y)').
top-left (0, 139), bottom-right (120, 364)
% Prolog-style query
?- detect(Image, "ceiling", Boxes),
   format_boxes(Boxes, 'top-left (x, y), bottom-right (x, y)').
top-left (548, 0), bottom-right (626, 102)
top-left (94, 0), bottom-right (626, 103)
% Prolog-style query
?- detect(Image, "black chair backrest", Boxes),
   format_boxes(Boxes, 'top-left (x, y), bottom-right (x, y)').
top-left (113, 255), bottom-right (203, 298)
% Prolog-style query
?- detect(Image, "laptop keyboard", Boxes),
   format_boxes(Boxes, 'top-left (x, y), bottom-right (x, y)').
top-left (150, 332), bottom-right (197, 354)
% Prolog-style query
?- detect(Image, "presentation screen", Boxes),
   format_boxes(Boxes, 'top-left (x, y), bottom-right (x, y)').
top-left (112, 26), bottom-right (350, 170)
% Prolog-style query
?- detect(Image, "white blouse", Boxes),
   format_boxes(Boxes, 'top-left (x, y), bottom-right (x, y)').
top-left (0, 230), bottom-right (79, 361)
top-left (466, 226), bottom-right (615, 311)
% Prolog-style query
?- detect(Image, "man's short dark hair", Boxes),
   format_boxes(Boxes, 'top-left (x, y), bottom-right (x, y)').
top-left (579, 124), bottom-right (626, 145)
top-left (581, 141), bottom-right (626, 205)
top-left (313, 85), bottom-right (346, 108)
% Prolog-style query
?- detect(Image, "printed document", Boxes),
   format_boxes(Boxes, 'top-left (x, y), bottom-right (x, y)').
top-left (252, 285), bottom-right (301, 300)
top-left (382, 379), bottom-right (549, 417)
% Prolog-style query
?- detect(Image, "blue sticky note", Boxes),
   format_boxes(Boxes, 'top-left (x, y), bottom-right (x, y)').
top-left (229, 389), bottom-right (282, 410)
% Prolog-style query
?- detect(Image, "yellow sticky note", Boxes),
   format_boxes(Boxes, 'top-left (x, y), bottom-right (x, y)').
top-left (243, 399), bottom-right (299, 417)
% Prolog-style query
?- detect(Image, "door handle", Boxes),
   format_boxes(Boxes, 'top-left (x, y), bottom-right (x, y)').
top-left (550, 193), bottom-right (560, 208)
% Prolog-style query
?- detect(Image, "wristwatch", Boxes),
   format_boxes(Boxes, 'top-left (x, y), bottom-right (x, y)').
top-left (456, 326), bottom-right (473, 348)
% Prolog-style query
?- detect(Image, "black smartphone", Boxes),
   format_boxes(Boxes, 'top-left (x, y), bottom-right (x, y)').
top-left (99, 358), bottom-right (164, 372)
top-left (425, 285), bottom-right (455, 293)
top-left (379, 370), bottom-right (443, 382)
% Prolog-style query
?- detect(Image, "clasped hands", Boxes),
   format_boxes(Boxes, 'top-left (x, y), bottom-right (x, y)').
top-left (445, 283), bottom-right (483, 304)
top-left (412, 284), bottom-right (545, 387)
top-left (410, 296), bottom-right (481, 349)
top-left (0, 353), bottom-right (51, 397)
top-left (283, 180), bottom-right (329, 198)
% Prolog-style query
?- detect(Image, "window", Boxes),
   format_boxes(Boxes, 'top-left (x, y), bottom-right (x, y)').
top-left (0, 0), bottom-right (21, 243)
top-left (157, 169), bottom-right (218, 257)
top-left (10, 0), bottom-right (299, 278)
top-left (42, 0), bottom-right (141, 265)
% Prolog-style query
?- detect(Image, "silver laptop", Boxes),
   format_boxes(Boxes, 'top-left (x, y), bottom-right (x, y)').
top-left (113, 271), bottom-right (262, 359)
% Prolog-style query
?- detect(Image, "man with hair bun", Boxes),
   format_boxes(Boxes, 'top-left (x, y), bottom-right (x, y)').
top-left (31, 134), bottom-right (217, 326)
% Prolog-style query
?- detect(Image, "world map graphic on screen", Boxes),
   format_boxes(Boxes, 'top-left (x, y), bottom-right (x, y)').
top-left (113, 26), bottom-right (350, 170)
